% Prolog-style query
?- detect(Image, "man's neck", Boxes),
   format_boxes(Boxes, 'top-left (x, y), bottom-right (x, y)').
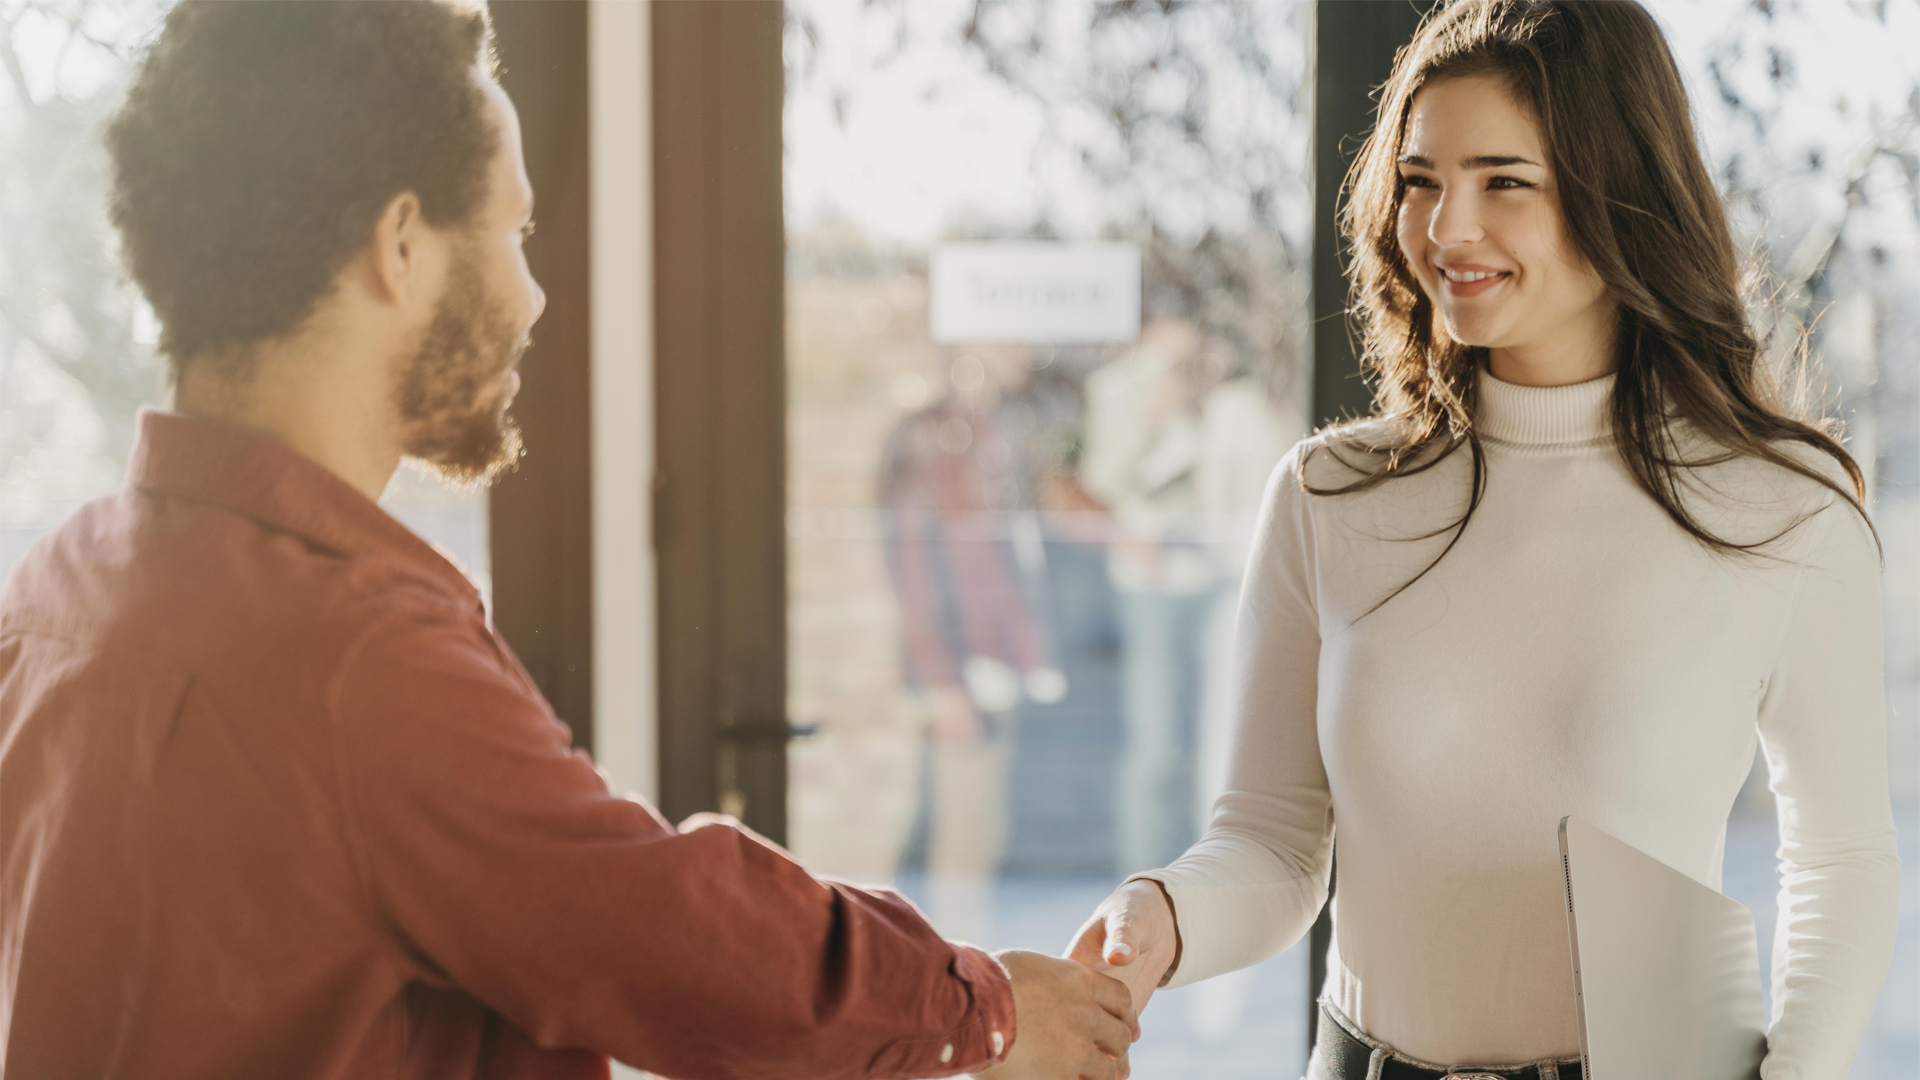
top-left (175, 340), bottom-right (402, 502)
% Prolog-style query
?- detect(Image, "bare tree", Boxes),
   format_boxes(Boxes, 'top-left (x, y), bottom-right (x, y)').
top-left (1682, 0), bottom-right (1920, 500)
top-left (0, 0), bottom-right (164, 522)
top-left (786, 0), bottom-right (1314, 399)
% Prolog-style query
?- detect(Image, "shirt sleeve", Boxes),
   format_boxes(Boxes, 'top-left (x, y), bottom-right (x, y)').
top-left (328, 610), bottom-right (1014, 1080)
top-left (1135, 444), bottom-right (1335, 987)
top-left (1755, 497), bottom-right (1902, 1080)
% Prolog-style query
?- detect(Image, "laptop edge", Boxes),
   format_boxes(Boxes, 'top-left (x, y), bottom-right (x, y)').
top-left (1559, 816), bottom-right (1592, 1080)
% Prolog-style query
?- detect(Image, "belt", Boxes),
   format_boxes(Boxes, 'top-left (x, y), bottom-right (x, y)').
top-left (1311, 1004), bottom-right (1584, 1080)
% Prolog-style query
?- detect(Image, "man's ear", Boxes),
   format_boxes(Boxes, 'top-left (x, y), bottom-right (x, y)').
top-left (366, 190), bottom-right (430, 307)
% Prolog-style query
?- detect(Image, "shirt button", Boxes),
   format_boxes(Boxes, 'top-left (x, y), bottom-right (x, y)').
top-left (991, 1030), bottom-right (1005, 1056)
top-left (939, 1044), bottom-right (954, 1064)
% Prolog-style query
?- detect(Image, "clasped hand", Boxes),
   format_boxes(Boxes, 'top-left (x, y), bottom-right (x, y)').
top-left (1065, 880), bottom-right (1181, 1018)
top-left (973, 880), bottom-right (1179, 1080)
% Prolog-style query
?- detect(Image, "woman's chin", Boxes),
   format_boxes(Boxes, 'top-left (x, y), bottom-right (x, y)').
top-left (1440, 317), bottom-right (1504, 350)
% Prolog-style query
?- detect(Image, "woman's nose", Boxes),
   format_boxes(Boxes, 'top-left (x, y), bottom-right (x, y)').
top-left (1428, 188), bottom-right (1484, 247)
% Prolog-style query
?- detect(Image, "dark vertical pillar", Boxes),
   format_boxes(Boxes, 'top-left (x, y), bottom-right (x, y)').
top-left (1312, 0), bottom-right (1431, 426)
top-left (489, 1), bottom-right (595, 752)
top-left (651, 1), bottom-right (788, 841)
top-left (1309, 0), bottom-right (1431, 1058)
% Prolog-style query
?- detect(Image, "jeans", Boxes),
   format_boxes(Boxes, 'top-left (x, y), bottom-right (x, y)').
top-left (1307, 1004), bottom-right (1585, 1080)
top-left (1113, 585), bottom-right (1217, 874)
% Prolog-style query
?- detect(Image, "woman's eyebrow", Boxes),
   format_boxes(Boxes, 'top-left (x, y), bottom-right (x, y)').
top-left (1462, 154), bottom-right (1541, 168)
top-left (1395, 153), bottom-right (1542, 168)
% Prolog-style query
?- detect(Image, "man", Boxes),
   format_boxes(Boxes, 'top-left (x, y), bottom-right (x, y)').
top-left (880, 344), bottom-right (1063, 947)
top-left (0, 4), bottom-right (1135, 1078)
top-left (1079, 313), bottom-right (1215, 876)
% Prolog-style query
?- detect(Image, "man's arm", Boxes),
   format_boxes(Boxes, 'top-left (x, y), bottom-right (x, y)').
top-left (330, 608), bottom-right (1126, 1079)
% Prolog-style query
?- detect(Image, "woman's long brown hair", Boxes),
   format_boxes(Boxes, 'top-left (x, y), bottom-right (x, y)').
top-left (1310, 0), bottom-right (1871, 610)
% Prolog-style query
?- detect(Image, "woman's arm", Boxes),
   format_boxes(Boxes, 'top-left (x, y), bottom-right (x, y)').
top-left (1756, 498), bottom-right (1902, 1080)
top-left (1070, 444), bottom-right (1335, 996)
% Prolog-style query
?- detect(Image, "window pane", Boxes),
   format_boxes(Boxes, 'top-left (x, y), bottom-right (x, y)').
top-left (784, 2), bottom-right (1314, 1070)
top-left (0, 1), bottom-right (168, 581)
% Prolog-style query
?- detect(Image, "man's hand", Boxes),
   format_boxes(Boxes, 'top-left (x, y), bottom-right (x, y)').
top-left (973, 950), bottom-right (1138, 1080)
top-left (1065, 880), bottom-right (1180, 1016)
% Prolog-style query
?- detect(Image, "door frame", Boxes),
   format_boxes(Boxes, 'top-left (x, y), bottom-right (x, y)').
top-left (489, 0), bottom-right (596, 754)
top-left (1308, 0), bottom-right (1432, 1056)
top-left (650, 0), bottom-right (790, 841)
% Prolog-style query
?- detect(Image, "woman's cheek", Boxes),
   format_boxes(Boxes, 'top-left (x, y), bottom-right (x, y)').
top-left (1395, 203), bottom-right (1417, 251)
top-left (1396, 214), bottom-right (1431, 294)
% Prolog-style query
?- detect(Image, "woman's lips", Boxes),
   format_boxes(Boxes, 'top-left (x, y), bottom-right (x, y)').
top-left (1441, 269), bottom-right (1511, 298)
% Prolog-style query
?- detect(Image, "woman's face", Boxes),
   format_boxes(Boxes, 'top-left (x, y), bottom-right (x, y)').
top-left (1395, 75), bottom-right (1614, 382)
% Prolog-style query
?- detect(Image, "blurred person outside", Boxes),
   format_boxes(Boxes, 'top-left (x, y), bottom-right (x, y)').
top-left (1191, 335), bottom-right (1307, 843)
top-left (0, 4), bottom-right (1139, 1078)
top-left (1080, 312), bottom-right (1216, 875)
top-left (1182, 335), bottom-right (1306, 1045)
top-left (881, 342), bottom-right (1066, 945)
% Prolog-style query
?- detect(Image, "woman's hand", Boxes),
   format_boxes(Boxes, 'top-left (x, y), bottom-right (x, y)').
top-left (1065, 879), bottom-right (1182, 1016)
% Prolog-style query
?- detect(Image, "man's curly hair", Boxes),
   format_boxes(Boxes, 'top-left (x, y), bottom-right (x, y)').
top-left (106, 0), bottom-right (498, 383)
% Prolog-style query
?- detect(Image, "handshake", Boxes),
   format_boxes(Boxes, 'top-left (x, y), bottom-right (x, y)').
top-left (975, 880), bottom-right (1182, 1080)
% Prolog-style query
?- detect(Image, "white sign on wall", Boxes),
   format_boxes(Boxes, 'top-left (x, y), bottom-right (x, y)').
top-left (928, 242), bottom-right (1141, 344)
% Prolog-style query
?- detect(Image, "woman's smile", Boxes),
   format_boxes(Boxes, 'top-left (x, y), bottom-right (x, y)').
top-left (1437, 260), bottom-right (1513, 297)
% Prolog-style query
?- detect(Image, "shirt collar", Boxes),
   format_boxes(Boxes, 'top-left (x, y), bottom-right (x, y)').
top-left (125, 408), bottom-right (480, 603)
top-left (1475, 367), bottom-right (1615, 446)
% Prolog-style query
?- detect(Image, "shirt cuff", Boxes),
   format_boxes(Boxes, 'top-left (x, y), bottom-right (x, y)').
top-left (866, 946), bottom-right (1016, 1078)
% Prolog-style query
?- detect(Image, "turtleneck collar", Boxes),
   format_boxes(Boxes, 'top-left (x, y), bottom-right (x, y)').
top-left (1475, 367), bottom-right (1615, 446)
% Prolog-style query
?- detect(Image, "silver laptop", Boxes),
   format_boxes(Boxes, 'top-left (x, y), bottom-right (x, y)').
top-left (1558, 815), bottom-right (1767, 1080)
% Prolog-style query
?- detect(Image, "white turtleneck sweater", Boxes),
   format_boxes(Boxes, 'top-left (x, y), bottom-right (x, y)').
top-left (1147, 371), bottom-right (1900, 1078)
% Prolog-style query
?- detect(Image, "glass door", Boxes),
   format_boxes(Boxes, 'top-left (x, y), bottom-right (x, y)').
top-left (782, 2), bottom-right (1316, 1070)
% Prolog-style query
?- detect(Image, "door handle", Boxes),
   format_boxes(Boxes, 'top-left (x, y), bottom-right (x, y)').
top-left (719, 720), bottom-right (822, 744)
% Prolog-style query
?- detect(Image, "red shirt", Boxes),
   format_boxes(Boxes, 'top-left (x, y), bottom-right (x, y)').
top-left (0, 410), bottom-right (1014, 1080)
top-left (879, 402), bottom-right (1048, 692)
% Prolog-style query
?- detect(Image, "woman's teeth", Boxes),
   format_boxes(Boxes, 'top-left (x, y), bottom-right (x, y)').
top-left (1443, 269), bottom-right (1505, 282)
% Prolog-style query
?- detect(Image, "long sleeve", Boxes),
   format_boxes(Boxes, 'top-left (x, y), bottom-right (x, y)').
top-left (330, 611), bottom-right (1014, 1080)
top-left (1139, 446), bottom-right (1335, 987)
top-left (1755, 498), bottom-right (1902, 1080)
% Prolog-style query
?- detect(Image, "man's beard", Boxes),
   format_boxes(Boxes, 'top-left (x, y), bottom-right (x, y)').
top-left (395, 257), bottom-right (528, 486)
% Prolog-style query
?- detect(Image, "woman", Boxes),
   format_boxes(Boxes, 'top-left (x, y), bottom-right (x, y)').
top-left (1068, 3), bottom-right (1901, 1078)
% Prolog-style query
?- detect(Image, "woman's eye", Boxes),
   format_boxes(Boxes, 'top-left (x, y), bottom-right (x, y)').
top-left (1400, 174), bottom-right (1438, 189)
top-left (1487, 176), bottom-right (1535, 190)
